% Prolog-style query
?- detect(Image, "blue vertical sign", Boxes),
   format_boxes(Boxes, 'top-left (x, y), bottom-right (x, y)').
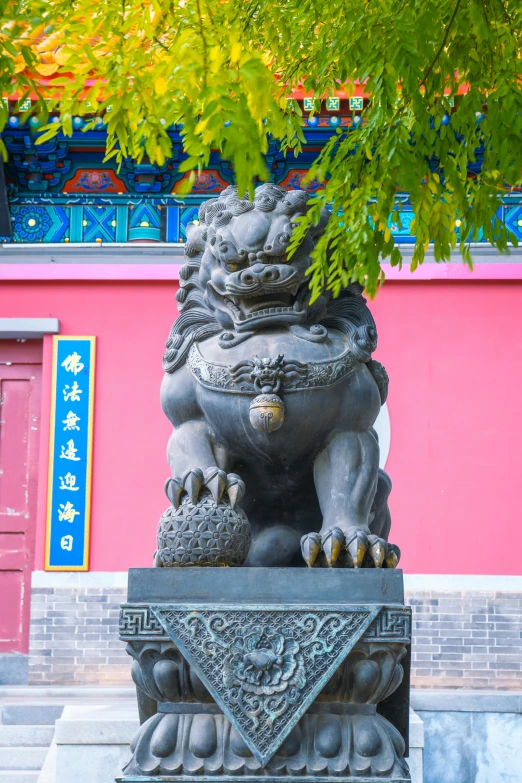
top-left (45, 336), bottom-right (96, 570)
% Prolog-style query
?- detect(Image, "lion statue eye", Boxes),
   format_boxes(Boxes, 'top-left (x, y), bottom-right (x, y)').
top-left (226, 263), bottom-right (239, 273)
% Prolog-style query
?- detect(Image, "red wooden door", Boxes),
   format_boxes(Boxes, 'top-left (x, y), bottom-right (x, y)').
top-left (0, 340), bottom-right (42, 653)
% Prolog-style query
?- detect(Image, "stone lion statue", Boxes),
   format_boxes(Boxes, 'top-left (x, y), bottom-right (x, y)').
top-left (157, 184), bottom-right (400, 569)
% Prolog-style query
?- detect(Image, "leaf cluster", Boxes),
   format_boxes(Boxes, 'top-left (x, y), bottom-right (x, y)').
top-left (0, 0), bottom-right (521, 295)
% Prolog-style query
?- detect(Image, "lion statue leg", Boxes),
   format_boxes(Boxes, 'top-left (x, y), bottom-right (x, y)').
top-left (302, 430), bottom-right (400, 569)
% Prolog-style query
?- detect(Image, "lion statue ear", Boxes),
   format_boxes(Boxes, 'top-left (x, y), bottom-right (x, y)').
top-left (184, 222), bottom-right (206, 258)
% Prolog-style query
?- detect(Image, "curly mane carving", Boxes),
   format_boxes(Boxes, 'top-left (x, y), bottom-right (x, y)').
top-left (163, 184), bottom-right (377, 374)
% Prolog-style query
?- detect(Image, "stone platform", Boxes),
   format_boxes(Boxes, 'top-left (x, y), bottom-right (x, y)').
top-left (118, 568), bottom-right (412, 782)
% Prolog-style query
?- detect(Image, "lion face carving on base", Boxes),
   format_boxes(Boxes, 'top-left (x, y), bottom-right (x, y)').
top-left (158, 184), bottom-right (399, 569)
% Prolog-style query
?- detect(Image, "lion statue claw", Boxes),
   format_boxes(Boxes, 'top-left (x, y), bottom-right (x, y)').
top-left (158, 184), bottom-right (400, 569)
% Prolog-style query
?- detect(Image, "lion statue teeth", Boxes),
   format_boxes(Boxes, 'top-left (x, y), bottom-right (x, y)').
top-left (157, 184), bottom-right (400, 569)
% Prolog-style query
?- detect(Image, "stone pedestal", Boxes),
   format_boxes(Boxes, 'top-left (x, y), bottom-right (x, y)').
top-left (117, 568), bottom-right (412, 782)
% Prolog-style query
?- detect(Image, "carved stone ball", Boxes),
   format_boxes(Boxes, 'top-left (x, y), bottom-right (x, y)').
top-left (249, 393), bottom-right (285, 433)
top-left (156, 494), bottom-right (251, 567)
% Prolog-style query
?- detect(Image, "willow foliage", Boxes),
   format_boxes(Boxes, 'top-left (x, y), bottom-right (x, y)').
top-left (0, 0), bottom-right (521, 295)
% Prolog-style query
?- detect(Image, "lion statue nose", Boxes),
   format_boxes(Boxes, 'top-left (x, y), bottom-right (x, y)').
top-left (239, 264), bottom-right (281, 285)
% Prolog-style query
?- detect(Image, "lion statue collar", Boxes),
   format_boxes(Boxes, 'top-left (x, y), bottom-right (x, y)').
top-left (188, 340), bottom-right (362, 396)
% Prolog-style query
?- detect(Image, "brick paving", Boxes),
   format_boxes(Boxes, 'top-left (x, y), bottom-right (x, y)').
top-left (28, 587), bottom-right (522, 688)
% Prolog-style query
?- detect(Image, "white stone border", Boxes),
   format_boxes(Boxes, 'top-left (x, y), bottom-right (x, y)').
top-left (31, 571), bottom-right (522, 591)
top-left (403, 574), bottom-right (522, 591)
top-left (31, 571), bottom-right (128, 588)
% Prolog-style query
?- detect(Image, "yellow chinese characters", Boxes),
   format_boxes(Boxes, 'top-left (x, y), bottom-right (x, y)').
top-left (59, 472), bottom-right (80, 492)
top-left (61, 352), bottom-right (85, 376)
top-left (62, 411), bottom-right (81, 431)
top-left (60, 440), bottom-right (81, 462)
top-left (58, 501), bottom-right (80, 523)
top-left (60, 535), bottom-right (74, 551)
top-left (63, 381), bottom-right (82, 402)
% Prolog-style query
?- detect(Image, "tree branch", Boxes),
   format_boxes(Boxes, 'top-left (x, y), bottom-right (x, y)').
top-left (421, 0), bottom-right (463, 87)
top-left (195, 0), bottom-right (208, 90)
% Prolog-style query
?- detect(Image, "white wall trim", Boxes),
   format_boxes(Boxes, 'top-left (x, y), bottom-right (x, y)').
top-left (31, 571), bottom-right (128, 588)
top-left (30, 571), bottom-right (522, 591)
top-left (403, 574), bottom-right (522, 591)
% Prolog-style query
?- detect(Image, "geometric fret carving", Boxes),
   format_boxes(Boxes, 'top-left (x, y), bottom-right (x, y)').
top-left (364, 606), bottom-right (411, 641)
top-left (119, 604), bottom-right (412, 644)
top-left (119, 606), bottom-right (168, 640)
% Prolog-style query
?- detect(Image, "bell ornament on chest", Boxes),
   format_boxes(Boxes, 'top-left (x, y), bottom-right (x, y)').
top-left (249, 393), bottom-right (285, 433)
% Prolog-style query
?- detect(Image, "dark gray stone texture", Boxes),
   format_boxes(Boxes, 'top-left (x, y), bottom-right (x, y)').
top-left (127, 567), bottom-right (405, 604)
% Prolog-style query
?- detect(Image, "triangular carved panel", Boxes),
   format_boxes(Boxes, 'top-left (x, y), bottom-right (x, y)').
top-left (151, 605), bottom-right (380, 766)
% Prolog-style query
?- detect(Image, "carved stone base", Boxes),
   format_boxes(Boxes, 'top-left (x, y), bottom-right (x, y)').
top-left (118, 568), bottom-right (411, 782)
top-left (120, 705), bottom-right (409, 780)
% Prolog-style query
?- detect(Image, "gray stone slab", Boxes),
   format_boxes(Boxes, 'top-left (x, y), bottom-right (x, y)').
top-left (408, 709), bottom-right (425, 748)
top-left (407, 748), bottom-right (423, 783)
top-left (54, 706), bottom-right (139, 745)
top-left (1, 706), bottom-right (64, 726)
top-left (420, 710), bottom-right (522, 783)
top-left (0, 747), bottom-right (47, 770)
top-left (0, 656), bottom-right (28, 686)
top-left (0, 726), bottom-right (54, 747)
top-left (37, 738), bottom-right (56, 783)
top-left (127, 567), bottom-right (404, 604)
top-left (55, 744), bottom-right (130, 783)
top-left (0, 772), bottom-right (39, 782)
top-left (0, 686), bottom-right (134, 699)
top-left (411, 690), bottom-right (522, 714)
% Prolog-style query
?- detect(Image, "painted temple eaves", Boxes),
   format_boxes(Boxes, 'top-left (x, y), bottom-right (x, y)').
top-left (1, 110), bottom-right (522, 248)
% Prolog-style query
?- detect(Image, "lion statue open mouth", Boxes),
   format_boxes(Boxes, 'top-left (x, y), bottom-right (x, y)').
top-left (158, 184), bottom-right (400, 569)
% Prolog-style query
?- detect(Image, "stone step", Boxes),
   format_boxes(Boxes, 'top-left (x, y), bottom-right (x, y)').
top-left (0, 746), bottom-right (48, 770)
top-left (0, 772), bottom-right (40, 783)
top-left (0, 725), bottom-right (54, 746)
top-left (1, 705), bottom-right (63, 726)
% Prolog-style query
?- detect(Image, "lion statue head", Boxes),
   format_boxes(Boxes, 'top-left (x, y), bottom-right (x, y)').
top-left (163, 184), bottom-right (378, 374)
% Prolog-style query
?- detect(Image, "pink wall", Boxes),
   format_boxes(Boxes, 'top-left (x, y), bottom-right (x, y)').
top-left (1, 281), bottom-right (175, 572)
top-left (372, 281), bottom-right (522, 576)
top-left (1, 279), bottom-right (521, 575)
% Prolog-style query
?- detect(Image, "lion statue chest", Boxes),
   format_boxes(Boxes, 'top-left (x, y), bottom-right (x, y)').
top-left (181, 329), bottom-right (381, 464)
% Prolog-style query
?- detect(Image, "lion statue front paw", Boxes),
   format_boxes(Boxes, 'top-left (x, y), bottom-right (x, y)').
top-left (154, 468), bottom-right (251, 567)
top-left (301, 526), bottom-right (400, 569)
